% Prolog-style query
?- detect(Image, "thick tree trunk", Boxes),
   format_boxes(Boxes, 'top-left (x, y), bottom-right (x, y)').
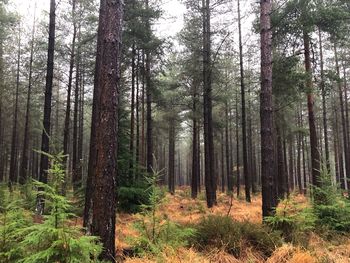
top-left (20, 14), bottom-right (36, 184)
top-left (85, 0), bottom-right (123, 260)
top-left (303, 31), bottom-right (321, 190)
top-left (260, 0), bottom-right (276, 218)
top-left (203, 0), bottom-right (216, 208)
top-left (38, 0), bottom-right (56, 210)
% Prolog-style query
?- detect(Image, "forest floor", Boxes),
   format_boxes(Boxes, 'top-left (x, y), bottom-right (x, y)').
top-left (116, 187), bottom-right (350, 263)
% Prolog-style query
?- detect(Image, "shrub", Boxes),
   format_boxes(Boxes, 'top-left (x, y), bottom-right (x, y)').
top-left (130, 170), bottom-right (195, 256)
top-left (265, 196), bottom-right (316, 243)
top-left (0, 193), bottom-right (32, 262)
top-left (313, 166), bottom-right (350, 233)
top-left (17, 152), bottom-right (103, 263)
top-left (192, 215), bottom-right (282, 258)
top-left (118, 183), bottom-right (152, 213)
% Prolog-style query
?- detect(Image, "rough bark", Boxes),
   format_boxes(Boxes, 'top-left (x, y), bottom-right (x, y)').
top-left (260, 0), bottom-right (276, 218)
top-left (38, 0), bottom-right (56, 198)
top-left (203, 0), bottom-right (216, 208)
top-left (303, 31), bottom-right (321, 189)
top-left (86, 0), bottom-right (123, 260)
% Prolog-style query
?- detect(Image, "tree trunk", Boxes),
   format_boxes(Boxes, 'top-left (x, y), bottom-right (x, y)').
top-left (191, 86), bottom-right (199, 198)
top-left (129, 44), bottom-right (136, 180)
top-left (260, 0), bottom-right (276, 218)
top-left (318, 29), bottom-right (330, 172)
top-left (203, 0), bottom-right (216, 208)
top-left (20, 13), bottom-right (36, 184)
top-left (303, 31), bottom-right (321, 190)
top-left (168, 119), bottom-right (175, 194)
top-left (9, 25), bottom-right (21, 187)
top-left (235, 92), bottom-right (241, 197)
top-left (63, 0), bottom-right (77, 189)
top-left (85, 0), bottom-right (123, 260)
top-left (38, 0), bottom-right (56, 213)
top-left (238, 0), bottom-right (250, 202)
top-left (226, 101), bottom-right (233, 192)
top-left (335, 44), bottom-right (350, 194)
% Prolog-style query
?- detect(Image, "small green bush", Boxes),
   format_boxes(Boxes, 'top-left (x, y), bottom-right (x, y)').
top-left (118, 184), bottom-right (152, 213)
top-left (265, 196), bottom-right (316, 243)
top-left (17, 152), bottom-right (103, 263)
top-left (0, 196), bottom-right (32, 262)
top-left (130, 170), bottom-right (195, 256)
top-left (192, 215), bottom-right (282, 258)
top-left (313, 166), bottom-right (350, 233)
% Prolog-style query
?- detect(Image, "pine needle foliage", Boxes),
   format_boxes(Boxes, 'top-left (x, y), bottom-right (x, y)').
top-left (0, 186), bottom-right (32, 262)
top-left (17, 152), bottom-right (103, 263)
top-left (131, 169), bottom-right (196, 256)
top-left (313, 166), bottom-right (350, 233)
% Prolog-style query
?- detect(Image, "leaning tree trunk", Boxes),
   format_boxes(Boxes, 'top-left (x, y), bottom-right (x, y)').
top-left (260, 0), bottom-right (276, 218)
top-left (84, 0), bottom-right (123, 261)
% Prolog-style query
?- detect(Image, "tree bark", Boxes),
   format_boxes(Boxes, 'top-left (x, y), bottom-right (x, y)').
top-left (20, 13), bottom-right (36, 184)
top-left (63, 0), bottom-right (77, 189)
top-left (38, 0), bottom-right (56, 212)
top-left (238, 0), bottom-right (251, 202)
top-left (203, 0), bottom-right (216, 208)
top-left (260, 0), bottom-right (276, 218)
top-left (9, 25), bottom-right (21, 187)
top-left (85, 0), bottom-right (123, 260)
top-left (303, 31), bottom-right (321, 190)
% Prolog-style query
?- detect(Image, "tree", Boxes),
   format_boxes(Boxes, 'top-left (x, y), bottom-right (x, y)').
top-left (202, 0), bottom-right (216, 208)
top-left (260, 0), bottom-right (276, 218)
top-left (83, 0), bottom-right (123, 260)
top-left (37, 0), bottom-right (56, 213)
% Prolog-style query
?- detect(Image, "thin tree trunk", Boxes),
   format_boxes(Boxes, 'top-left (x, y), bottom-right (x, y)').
top-left (226, 101), bottom-right (233, 192)
top-left (191, 85), bottom-right (199, 198)
top-left (335, 45), bottom-right (350, 194)
top-left (63, 0), bottom-right (77, 189)
top-left (129, 44), bottom-right (136, 180)
top-left (168, 120), bottom-right (175, 194)
top-left (9, 25), bottom-right (21, 187)
top-left (238, 0), bottom-right (250, 202)
top-left (20, 13), bottom-right (36, 184)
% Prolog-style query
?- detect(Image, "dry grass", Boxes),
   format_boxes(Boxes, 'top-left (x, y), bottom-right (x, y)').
top-left (116, 188), bottom-right (350, 263)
